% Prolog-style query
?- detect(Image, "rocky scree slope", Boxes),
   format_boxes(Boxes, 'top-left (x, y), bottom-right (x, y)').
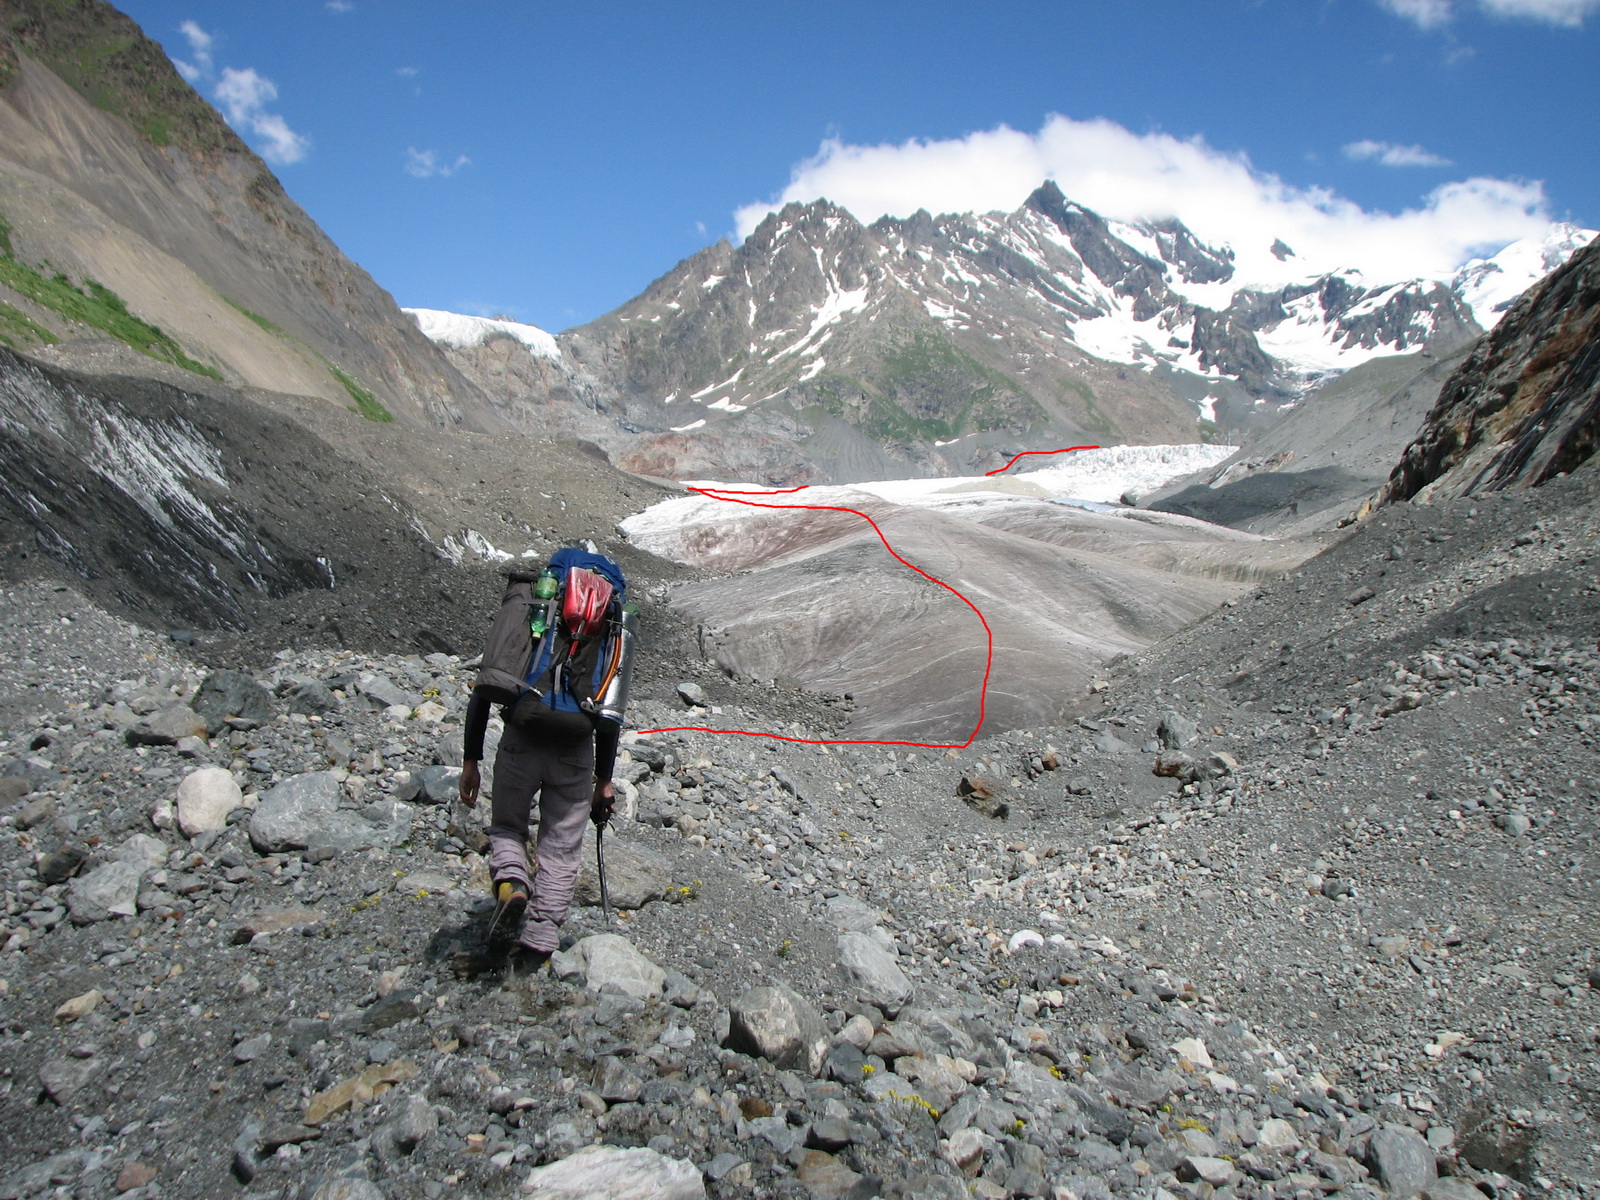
top-left (0, 574), bottom-right (1563, 1200)
top-left (0, 0), bottom-right (495, 429)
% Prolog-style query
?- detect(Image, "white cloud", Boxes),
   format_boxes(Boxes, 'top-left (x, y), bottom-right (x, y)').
top-left (214, 66), bottom-right (309, 164)
top-left (1378, 0), bottom-right (1600, 24)
top-left (326, 0), bottom-right (354, 11)
top-left (173, 19), bottom-right (213, 82)
top-left (733, 115), bottom-right (1560, 288)
top-left (1344, 139), bottom-right (1453, 167)
top-left (405, 148), bottom-right (470, 179)
top-left (395, 66), bottom-right (419, 77)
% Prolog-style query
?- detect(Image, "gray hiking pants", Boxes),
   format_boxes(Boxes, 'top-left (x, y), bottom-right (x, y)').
top-left (487, 733), bottom-right (593, 953)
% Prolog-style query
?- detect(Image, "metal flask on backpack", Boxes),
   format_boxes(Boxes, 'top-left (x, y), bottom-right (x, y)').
top-left (592, 603), bottom-right (640, 732)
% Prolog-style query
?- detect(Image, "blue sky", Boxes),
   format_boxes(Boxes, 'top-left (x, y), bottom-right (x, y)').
top-left (121, 0), bottom-right (1598, 332)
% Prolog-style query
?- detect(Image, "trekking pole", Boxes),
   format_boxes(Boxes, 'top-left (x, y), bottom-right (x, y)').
top-left (596, 822), bottom-right (611, 921)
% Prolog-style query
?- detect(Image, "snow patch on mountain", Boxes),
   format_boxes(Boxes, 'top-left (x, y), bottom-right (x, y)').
top-left (1452, 224), bottom-right (1597, 330)
top-left (404, 308), bottom-right (560, 359)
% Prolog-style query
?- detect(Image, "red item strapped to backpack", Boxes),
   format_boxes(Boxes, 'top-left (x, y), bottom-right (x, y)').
top-left (561, 568), bottom-right (613, 641)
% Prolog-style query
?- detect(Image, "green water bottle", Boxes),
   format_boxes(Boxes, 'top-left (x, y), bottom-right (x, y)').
top-left (530, 569), bottom-right (558, 637)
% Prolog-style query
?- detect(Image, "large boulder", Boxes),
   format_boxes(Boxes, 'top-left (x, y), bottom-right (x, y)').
top-left (837, 930), bottom-right (913, 1015)
top-left (574, 834), bottom-right (670, 909)
top-left (68, 860), bottom-right (144, 922)
top-left (1367, 1125), bottom-right (1438, 1197)
top-left (521, 1144), bottom-right (703, 1199)
top-left (249, 772), bottom-right (409, 855)
top-left (176, 767), bottom-right (242, 837)
top-left (723, 984), bottom-right (829, 1076)
top-left (550, 934), bottom-right (665, 1000)
top-left (194, 670), bottom-right (275, 734)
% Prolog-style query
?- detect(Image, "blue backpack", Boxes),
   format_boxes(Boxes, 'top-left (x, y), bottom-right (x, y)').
top-left (508, 549), bottom-right (627, 737)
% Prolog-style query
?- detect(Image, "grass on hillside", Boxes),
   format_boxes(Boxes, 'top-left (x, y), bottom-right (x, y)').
top-left (225, 298), bottom-right (284, 336)
top-left (0, 299), bottom-right (58, 350)
top-left (0, 215), bottom-right (219, 377)
top-left (328, 362), bottom-right (393, 423)
top-left (227, 296), bottom-right (395, 423)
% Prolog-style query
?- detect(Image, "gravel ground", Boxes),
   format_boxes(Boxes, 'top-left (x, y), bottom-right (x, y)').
top-left (1, 354), bottom-right (1596, 1199)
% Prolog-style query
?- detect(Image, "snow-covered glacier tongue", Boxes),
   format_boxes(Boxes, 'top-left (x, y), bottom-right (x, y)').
top-left (619, 444), bottom-right (1315, 742)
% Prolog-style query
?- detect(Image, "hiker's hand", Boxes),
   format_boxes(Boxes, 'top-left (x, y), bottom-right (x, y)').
top-left (591, 779), bottom-right (614, 827)
top-left (459, 760), bottom-right (480, 808)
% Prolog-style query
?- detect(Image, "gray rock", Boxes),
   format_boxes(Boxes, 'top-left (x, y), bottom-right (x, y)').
top-left (358, 674), bottom-right (416, 710)
top-left (836, 930), bottom-right (913, 1015)
top-left (747, 1115), bottom-right (806, 1156)
top-left (1093, 729), bottom-right (1137, 755)
top-left (824, 894), bottom-right (884, 933)
top-left (233, 1033), bottom-right (271, 1063)
top-left (287, 680), bottom-right (336, 715)
top-left (395, 764), bottom-right (459, 805)
top-left (126, 705), bottom-right (207, 746)
top-left (663, 972), bottom-right (702, 1008)
top-left (3, 1151), bottom-right (88, 1197)
top-left (1422, 1180), bottom-right (1494, 1200)
top-left (176, 767), bottom-right (242, 837)
top-left (310, 1181), bottom-right (386, 1200)
top-left (1497, 812), bottom-right (1533, 836)
top-left (1158, 711), bottom-right (1200, 749)
top-left (522, 1144), bottom-right (705, 1199)
top-left (38, 1055), bottom-right (103, 1104)
top-left (551, 934), bottom-right (666, 1000)
top-left (68, 858), bottom-right (145, 922)
top-left (594, 1056), bottom-right (644, 1103)
top-left (1177, 1156), bottom-right (1234, 1186)
top-left (700, 1152), bottom-right (744, 1182)
top-left (378, 1093), bottom-right (437, 1155)
top-left (574, 834), bottom-right (670, 909)
top-left (15, 795), bottom-right (54, 829)
top-left (195, 670), bottom-right (275, 734)
top-left (677, 682), bottom-right (708, 708)
top-left (36, 845), bottom-right (86, 885)
top-left (724, 984), bottom-right (829, 1076)
top-left (249, 772), bottom-right (406, 854)
top-left (1368, 1125), bottom-right (1439, 1197)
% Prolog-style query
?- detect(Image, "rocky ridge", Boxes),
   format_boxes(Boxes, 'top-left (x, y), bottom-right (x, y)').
top-left (428, 189), bottom-right (1588, 487)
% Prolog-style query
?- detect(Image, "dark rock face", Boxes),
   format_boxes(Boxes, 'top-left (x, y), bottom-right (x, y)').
top-left (1380, 238), bottom-right (1600, 504)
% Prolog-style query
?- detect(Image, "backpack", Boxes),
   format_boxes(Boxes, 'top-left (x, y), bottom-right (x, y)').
top-left (474, 548), bottom-right (635, 738)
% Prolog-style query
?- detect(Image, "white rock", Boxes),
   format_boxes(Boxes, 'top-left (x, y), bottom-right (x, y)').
top-left (552, 934), bottom-right (665, 1000)
top-left (150, 796), bottom-right (175, 831)
top-left (836, 930), bottom-right (912, 1015)
top-left (1171, 1037), bottom-right (1212, 1069)
top-left (521, 1144), bottom-right (704, 1199)
top-left (1007, 929), bottom-right (1045, 954)
top-left (837, 1013), bottom-right (875, 1049)
top-left (176, 767), bottom-right (242, 837)
top-left (1256, 1118), bottom-right (1300, 1150)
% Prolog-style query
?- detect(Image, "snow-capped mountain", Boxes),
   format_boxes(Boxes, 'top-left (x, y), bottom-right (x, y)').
top-left (412, 185), bottom-right (1593, 484)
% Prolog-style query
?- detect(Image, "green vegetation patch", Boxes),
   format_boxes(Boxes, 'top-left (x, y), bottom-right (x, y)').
top-left (0, 235), bottom-right (219, 377)
top-left (1, 1), bottom-right (246, 158)
top-left (225, 297), bottom-right (284, 335)
top-left (0, 299), bottom-right (58, 349)
top-left (328, 362), bottom-right (393, 423)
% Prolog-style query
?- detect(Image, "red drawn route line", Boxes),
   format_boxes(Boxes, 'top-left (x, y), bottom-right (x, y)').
top-left (985, 445), bottom-right (1100, 476)
top-left (635, 484), bottom-right (994, 749)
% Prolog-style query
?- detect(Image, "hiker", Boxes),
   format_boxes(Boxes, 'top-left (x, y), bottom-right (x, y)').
top-left (458, 547), bottom-right (637, 968)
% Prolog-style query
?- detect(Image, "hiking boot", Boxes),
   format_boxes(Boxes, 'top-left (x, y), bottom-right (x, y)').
top-left (485, 879), bottom-right (528, 957)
